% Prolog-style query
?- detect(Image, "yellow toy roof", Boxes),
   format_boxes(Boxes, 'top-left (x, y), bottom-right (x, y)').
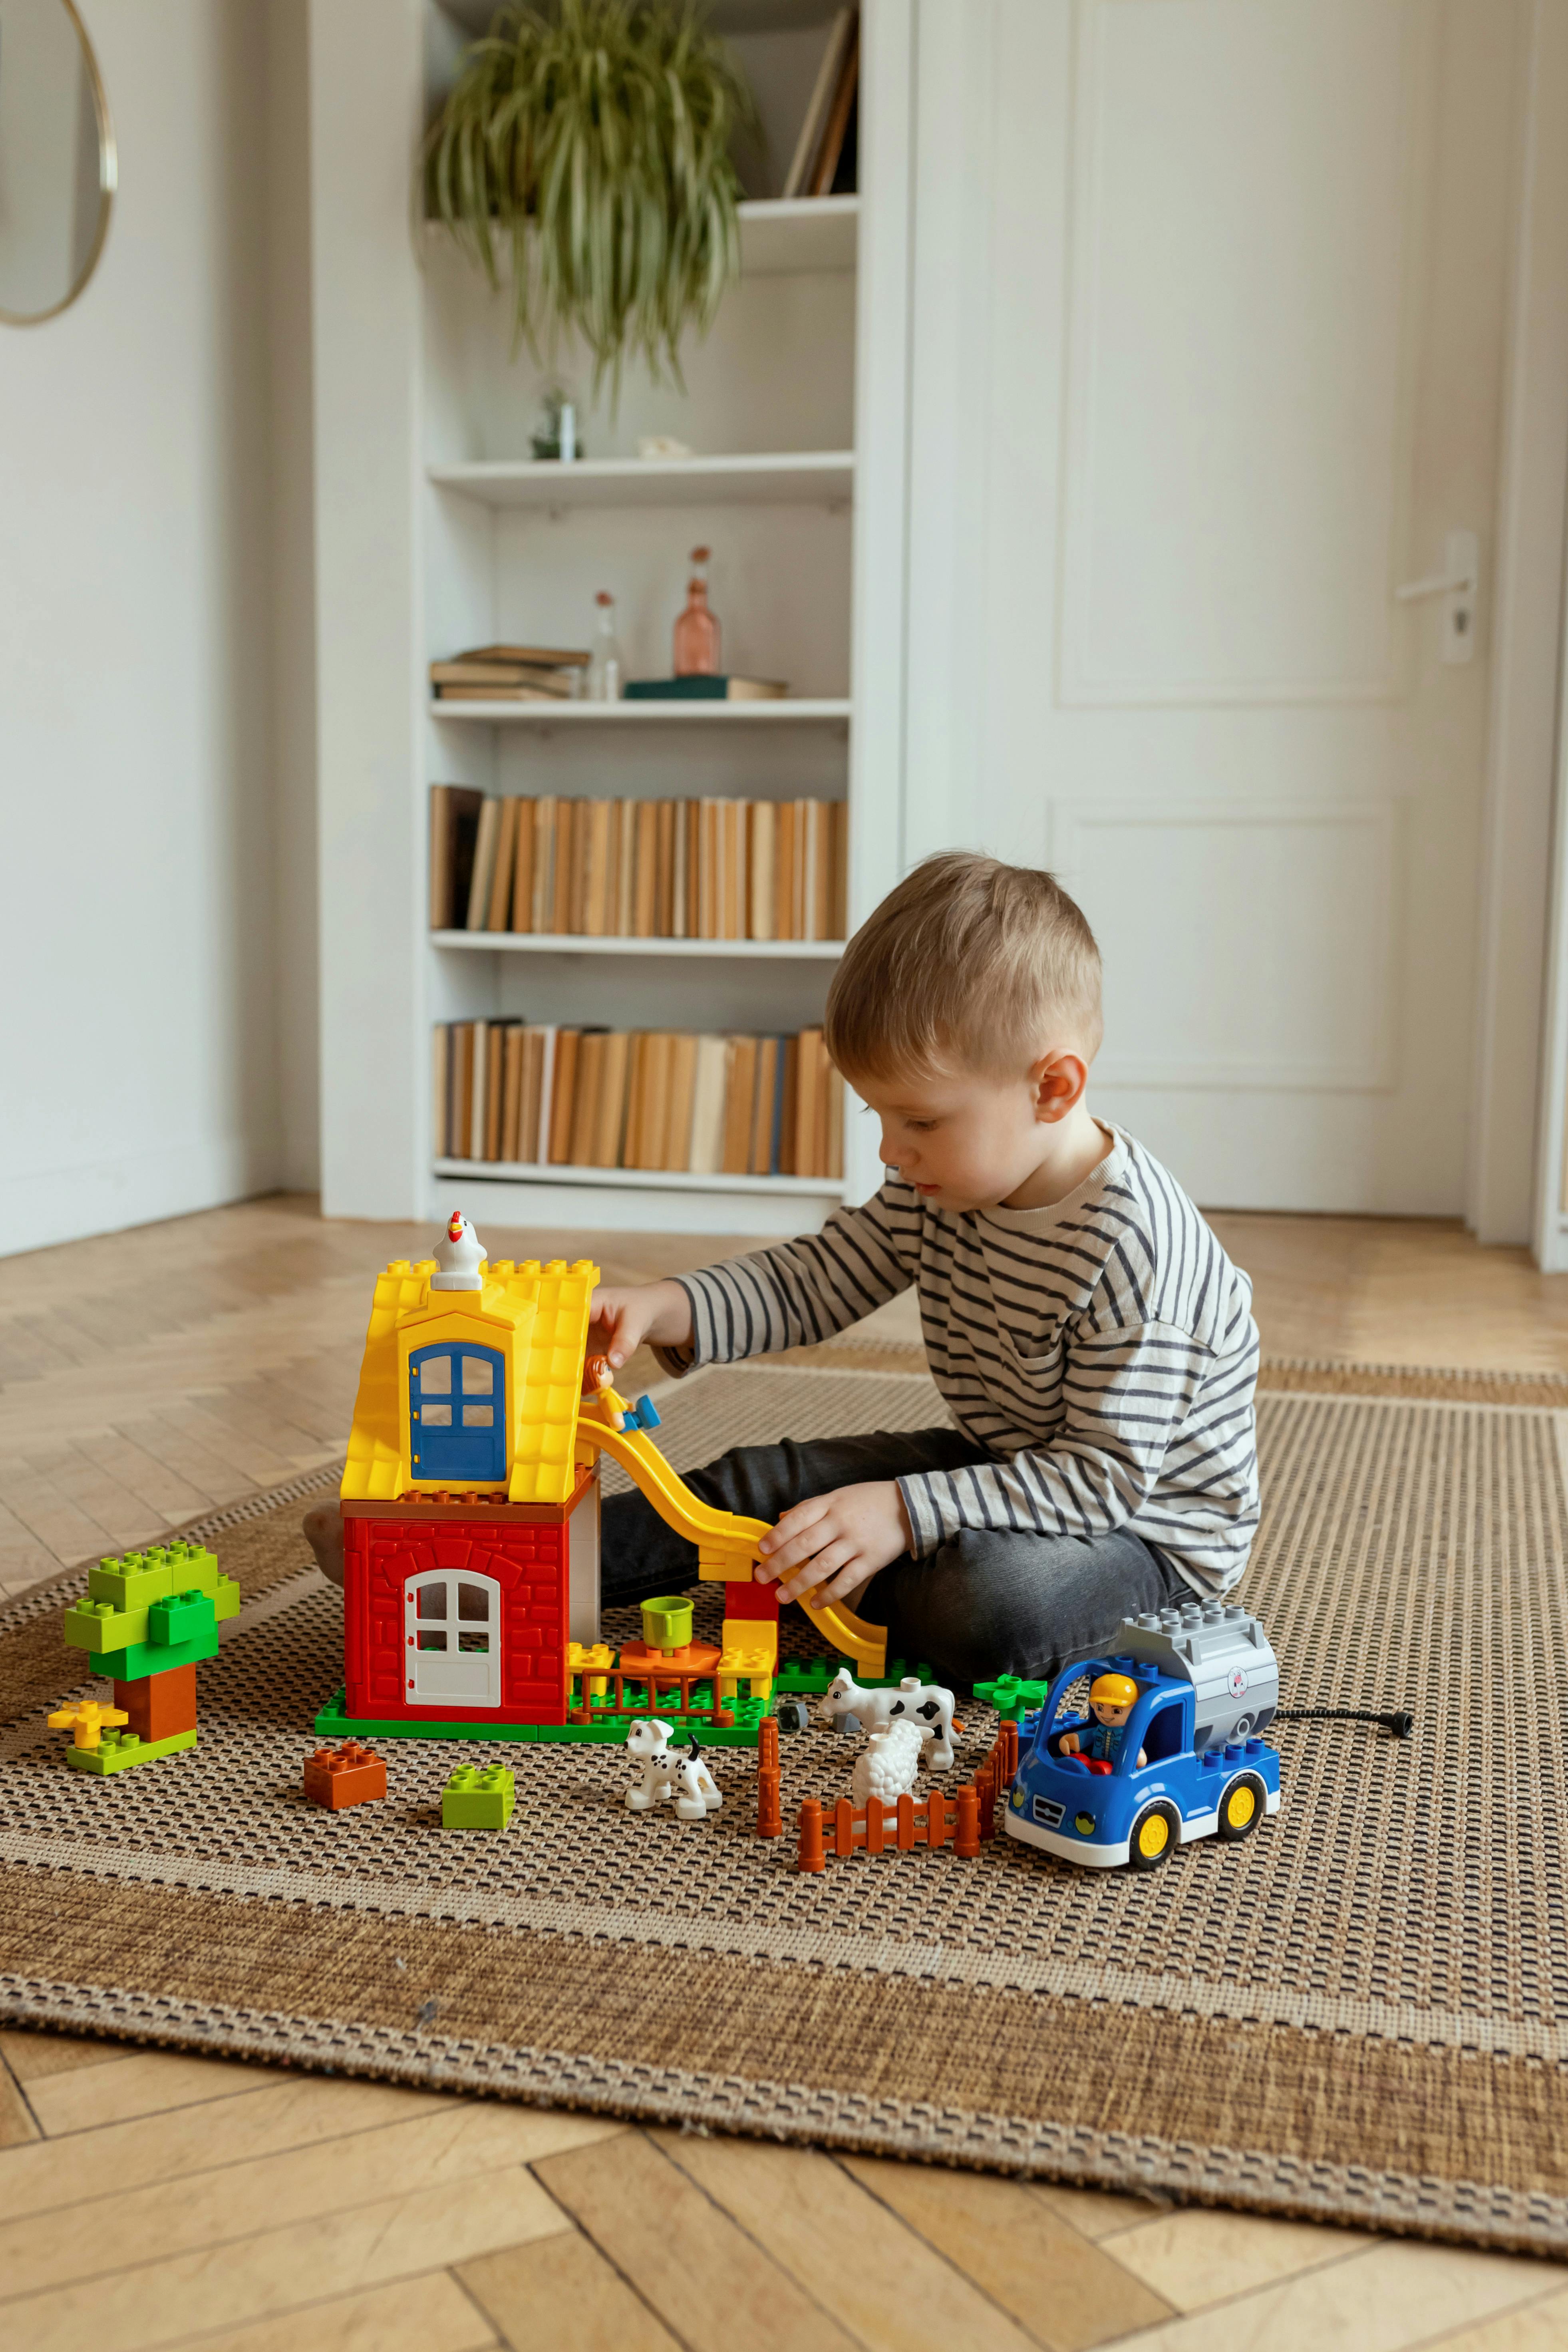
top-left (341, 1253), bottom-right (599, 1504)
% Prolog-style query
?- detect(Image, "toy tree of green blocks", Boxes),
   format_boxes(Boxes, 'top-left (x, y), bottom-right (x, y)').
top-left (53, 1539), bottom-right (238, 1776)
top-left (62, 1540), bottom-right (239, 1670)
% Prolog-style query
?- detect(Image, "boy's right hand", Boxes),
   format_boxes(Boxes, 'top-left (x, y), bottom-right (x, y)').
top-left (588, 1278), bottom-right (694, 1372)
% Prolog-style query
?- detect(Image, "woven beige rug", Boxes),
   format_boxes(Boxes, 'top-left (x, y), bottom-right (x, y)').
top-left (2, 1356), bottom-right (1565, 2254)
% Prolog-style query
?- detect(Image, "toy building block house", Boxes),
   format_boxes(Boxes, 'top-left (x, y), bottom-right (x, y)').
top-left (330, 1215), bottom-right (604, 1736)
top-left (319, 1211), bottom-right (888, 1750)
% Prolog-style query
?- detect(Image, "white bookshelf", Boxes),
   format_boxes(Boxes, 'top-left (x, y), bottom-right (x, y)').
top-left (310, 2), bottom-right (913, 1232)
top-left (428, 451), bottom-right (855, 511)
top-left (738, 193), bottom-right (859, 275)
top-left (429, 697), bottom-right (853, 726)
top-left (433, 932), bottom-right (845, 960)
top-left (435, 1158), bottom-right (841, 1198)
top-left (421, 193), bottom-right (860, 281)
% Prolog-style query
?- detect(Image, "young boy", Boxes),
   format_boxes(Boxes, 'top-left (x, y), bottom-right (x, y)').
top-left (591, 851), bottom-right (1260, 1688)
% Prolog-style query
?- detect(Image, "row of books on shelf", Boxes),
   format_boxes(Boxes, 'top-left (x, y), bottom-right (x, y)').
top-left (430, 789), bottom-right (848, 942)
top-left (433, 1023), bottom-right (845, 1181)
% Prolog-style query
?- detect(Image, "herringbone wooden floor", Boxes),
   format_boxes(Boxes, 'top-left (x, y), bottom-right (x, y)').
top-left (3, 1194), bottom-right (1566, 2351)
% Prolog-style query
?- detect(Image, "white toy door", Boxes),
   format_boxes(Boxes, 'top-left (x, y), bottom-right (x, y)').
top-left (404, 1569), bottom-right (501, 1709)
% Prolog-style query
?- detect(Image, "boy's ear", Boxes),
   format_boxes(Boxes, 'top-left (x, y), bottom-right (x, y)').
top-left (1030, 1050), bottom-right (1088, 1122)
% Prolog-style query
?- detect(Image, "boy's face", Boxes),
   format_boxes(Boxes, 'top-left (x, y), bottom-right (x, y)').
top-left (856, 1064), bottom-right (1070, 1212)
top-left (1090, 1699), bottom-right (1132, 1728)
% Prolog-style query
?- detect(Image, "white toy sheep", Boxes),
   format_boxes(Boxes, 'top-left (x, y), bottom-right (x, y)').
top-left (624, 1720), bottom-right (722, 1823)
top-left (818, 1670), bottom-right (958, 1772)
top-left (850, 1718), bottom-right (927, 1813)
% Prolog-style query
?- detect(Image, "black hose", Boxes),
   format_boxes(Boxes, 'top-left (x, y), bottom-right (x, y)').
top-left (1275, 1706), bottom-right (1414, 1739)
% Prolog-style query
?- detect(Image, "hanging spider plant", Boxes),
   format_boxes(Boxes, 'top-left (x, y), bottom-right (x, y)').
top-left (423, 0), bottom-right (760, 397)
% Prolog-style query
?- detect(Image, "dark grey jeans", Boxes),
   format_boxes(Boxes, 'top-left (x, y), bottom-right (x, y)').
top-left (600, 1425), bottom-right (1185, 1691)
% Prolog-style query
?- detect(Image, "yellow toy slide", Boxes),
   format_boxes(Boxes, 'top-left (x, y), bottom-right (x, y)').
top-left (578, 1400), bottom-right (888, 1676)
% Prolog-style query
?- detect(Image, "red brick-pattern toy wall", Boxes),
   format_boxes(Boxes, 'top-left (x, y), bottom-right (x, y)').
top-left (344, 1514), bottom-right (568, 1725)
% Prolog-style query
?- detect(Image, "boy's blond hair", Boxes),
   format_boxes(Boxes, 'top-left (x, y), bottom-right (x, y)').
top-left (824, 851), bottom-right (1103, 1082)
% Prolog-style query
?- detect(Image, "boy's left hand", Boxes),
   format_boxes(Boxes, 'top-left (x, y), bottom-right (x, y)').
top-left (756, 1480), bottom-right (913, 1605)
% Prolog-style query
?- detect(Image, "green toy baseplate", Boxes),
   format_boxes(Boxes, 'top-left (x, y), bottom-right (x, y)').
top-left (772, 1656), bottom-right (937, 1696)
top-left (314, 1649), bottom-right (940, 1752)
top-left (313, 1684), bottom-right (771, 1748)
top-left (66, 1728), bottom-right (198, 1775)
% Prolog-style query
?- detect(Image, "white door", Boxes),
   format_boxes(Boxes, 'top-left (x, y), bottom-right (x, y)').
top-left (405, 1569), bottom-right (502, 1708)
top-left (901, 0), bottom-right (1524, 1213)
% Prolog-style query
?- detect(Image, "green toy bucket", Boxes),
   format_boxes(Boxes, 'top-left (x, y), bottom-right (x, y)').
top-left (640, 1596), bottom-right (693, 1654)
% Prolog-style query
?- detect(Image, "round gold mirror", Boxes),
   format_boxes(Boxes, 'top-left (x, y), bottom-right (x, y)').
top-left (0, 0), bottom-right (115, 326)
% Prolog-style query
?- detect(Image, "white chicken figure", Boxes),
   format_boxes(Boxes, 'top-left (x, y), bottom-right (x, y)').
top-left (431, 1209), bottom-right (485, 1291)
top-left (850, 1719), bottom-right (926, 1814)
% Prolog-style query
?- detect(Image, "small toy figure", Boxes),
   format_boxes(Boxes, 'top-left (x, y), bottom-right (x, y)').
top-left (1059, 1672), bottom-right (1147, 1773)
top-left (582, 1353), bottom-right (626, 1429)
top-left (431, 1209), bottom-right (484, 1292)
top-left (818, 1669), bottom-right (958, 1772)
top-left (850, 1718), bottom-right (926, 1813)
top-left (624, 1720), bottom-right (723, 1821)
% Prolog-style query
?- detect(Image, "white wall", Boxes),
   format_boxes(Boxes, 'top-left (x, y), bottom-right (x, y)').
top-left (0, 0), bottom-right (318, 1258)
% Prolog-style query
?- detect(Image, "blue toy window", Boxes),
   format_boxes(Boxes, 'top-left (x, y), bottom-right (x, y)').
top-left (1141, 1694), bottom-right (1185, 1767)
top-left (410, 1342), bottom-right (505, 1483)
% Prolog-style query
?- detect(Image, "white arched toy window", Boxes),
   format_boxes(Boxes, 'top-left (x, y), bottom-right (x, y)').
top-left (403, 1570), bottom-right (501, 1709)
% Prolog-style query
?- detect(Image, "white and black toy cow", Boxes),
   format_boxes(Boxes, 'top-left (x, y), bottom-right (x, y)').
top-left (817, 1670), bottom-right (958, 1773)
top-left (624, 1720), bottom-right (723, 1823)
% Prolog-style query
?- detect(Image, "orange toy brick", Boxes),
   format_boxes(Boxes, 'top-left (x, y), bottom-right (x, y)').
top-left (115, 1663), bottom-right (198, 1744)
top-left (303, 1740), bottom-right (386, 1809)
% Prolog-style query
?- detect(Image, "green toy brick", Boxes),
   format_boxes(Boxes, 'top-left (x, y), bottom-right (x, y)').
top-left (63, 1598), bottom-right (150, 1655)
top-left (85, 1542), bottom-right (214, 1607)
top-left (96, 1615), bottom-right (219, 1682)
top-left (165, 1541), bottom-right (221, 1597)
top-left (213, 1574), bottom-right (240, 1622)
top-left (150, 1589), bottom-right (210, 1646)
top-left (442, 1764), bottom-right (515, 1828)
top-left (87, 1553), bottom-right (173, 1612)
top-left (66, 1728), bottom-right (198, 1775)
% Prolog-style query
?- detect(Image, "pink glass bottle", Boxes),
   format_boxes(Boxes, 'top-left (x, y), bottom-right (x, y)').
top-left (673, 545), bottom-right (721, 676)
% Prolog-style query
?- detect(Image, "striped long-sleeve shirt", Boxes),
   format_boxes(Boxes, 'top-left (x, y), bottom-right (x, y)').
top-left (657, 1126), bottom-right (1261, 1594)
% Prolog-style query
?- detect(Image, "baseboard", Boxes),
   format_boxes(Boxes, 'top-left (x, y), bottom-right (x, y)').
top-left (0, 1135), bottom-right (283, 1258)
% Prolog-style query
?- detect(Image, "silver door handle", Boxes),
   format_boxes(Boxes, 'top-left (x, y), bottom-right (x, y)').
top-left (1394, 530), bottom-right (1477, 663)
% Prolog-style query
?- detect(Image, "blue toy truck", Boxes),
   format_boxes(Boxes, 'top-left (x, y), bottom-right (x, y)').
top-left (1003, 1602), bottom-right (1282, 1871)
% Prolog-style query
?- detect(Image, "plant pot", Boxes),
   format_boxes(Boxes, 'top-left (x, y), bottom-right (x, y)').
top-left (640, 1596), bottom-right (694, 1654)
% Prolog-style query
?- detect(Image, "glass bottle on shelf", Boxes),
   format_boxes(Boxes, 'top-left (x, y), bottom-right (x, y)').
top-left (587, 590), bottom-right (622, 701)
top-left (672, 545), bottom-right (721, 676)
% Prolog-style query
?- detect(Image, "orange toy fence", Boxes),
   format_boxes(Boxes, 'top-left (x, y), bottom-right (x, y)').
top-left (790, 1716), bottom-right (1019, 1869)
top-left (757, 1717), bottom-right (782, 1836)
top-left (568, 1668), bottom-right (737, 1729)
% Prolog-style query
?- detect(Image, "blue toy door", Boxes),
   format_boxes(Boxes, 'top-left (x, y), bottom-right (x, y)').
top-left (409, 1342), bottom-right (505, 1483)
